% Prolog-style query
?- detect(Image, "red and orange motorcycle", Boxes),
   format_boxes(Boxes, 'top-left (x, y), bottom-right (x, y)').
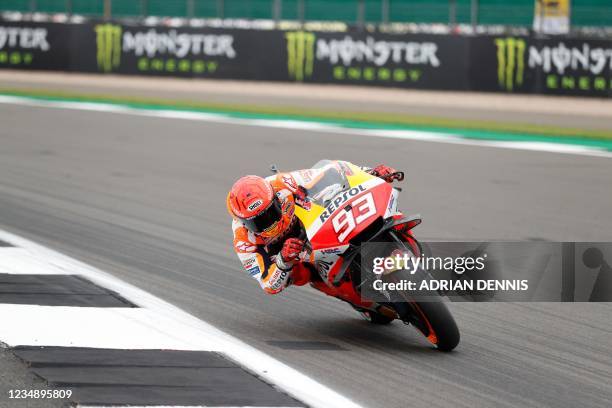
top-left (284, 160), bottom-right (460, 352)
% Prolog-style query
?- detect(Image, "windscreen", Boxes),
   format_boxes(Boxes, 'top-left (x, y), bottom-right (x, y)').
top-left (305, 160), bottom-right (351, 208)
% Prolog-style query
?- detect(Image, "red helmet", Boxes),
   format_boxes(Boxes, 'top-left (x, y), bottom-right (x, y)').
top-left (227, 175), bottom-right (293, 239)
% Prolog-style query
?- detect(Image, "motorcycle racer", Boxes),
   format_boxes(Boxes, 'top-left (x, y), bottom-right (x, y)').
top-left (227, 161), bottom-right (402, 295)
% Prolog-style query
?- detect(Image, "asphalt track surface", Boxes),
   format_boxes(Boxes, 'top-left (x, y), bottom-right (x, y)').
top-left (1, 102), bottom-right (612, 408)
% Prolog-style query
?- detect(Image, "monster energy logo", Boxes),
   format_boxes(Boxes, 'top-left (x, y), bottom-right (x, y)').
top-left (95, 23), bottom-right (122, 73)
top-left (494, 37), bottom-right (526, 91)
top-left (285, 31), bottom-right (315, 81)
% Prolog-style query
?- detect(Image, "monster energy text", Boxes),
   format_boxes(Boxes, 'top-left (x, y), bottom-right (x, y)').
top-left (95, 24), bottom-right (236, 74)
top-left (0, 26), bottom-right (48, 67)
top-left (286, 31), bottom-right (439, 83)
top-left (532, 41), bottom-right (612, 92)
top-left (316, 36), bottom-right (440, 67)
top-left (528, 42), bottom-right (612, 75)
top-left (0, 26), bottom-right (49, 51)
top-left (122, 29), bottom-right (235, 59)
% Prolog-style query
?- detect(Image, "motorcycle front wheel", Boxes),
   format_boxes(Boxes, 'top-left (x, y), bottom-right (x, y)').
top-left (393, 300), bottom-right (460, 352)
top-left (376, 231), bottom-right (460, 351)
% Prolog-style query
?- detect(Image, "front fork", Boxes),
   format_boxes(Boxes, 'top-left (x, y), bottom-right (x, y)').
top-left (310, 214), bottom-right (423, 316)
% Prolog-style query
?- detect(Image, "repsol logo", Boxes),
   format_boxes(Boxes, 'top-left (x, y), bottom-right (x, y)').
top-left (319, 185), bottom-right (366, 223)
top-left (270, 268), bottom-right (290, 290)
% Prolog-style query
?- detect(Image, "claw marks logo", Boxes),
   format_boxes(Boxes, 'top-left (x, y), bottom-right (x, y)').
top-left (494, 37), bottom-right (526, 91)
top-left (285, 31), bottom-right (316, 81)
top-left (95, 23), bottom-right (122, 73)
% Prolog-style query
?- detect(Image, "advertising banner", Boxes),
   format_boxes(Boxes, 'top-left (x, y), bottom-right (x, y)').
top-left (471, 35), bottom-right (612, 97)
top-left (83, 23), bottom-right (281, 80)
top-left (84, 24), bottom-right (468, 90)
top-left (0, 22), bottom-right (73, 71)
top-left (0, 21), bottom-right (469, 90)
top-left (282, 30), bottom-right (469, 90)
top-left (1, 19), bottom-right (610, 98)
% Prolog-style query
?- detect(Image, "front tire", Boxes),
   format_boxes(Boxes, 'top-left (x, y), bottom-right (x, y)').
top-left (357, 229), bottom-right (460, 350)
top-left (395, 301), bottom-right (460, 351)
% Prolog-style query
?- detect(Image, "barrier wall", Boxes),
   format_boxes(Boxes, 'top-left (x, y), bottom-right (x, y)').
top-left (1, 20), bottom-right (611, 97)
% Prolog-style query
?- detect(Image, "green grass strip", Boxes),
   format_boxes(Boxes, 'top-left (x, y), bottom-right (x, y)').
top-left (2, 87), bottom-right (612, 151)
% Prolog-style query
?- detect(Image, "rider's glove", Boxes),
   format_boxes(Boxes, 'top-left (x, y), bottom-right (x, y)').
top-left (370, 164), bottom-right (402, 183)
top-left (277, 238), bottom-right (305, 270)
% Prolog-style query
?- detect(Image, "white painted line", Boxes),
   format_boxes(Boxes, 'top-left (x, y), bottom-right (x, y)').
top-left (0, 305), bottom-right (219, 350)
top-left (0, 247), bottom-right (74, 275)
top-left (357, 128), bottom-right (612, 158)
top-left (0, 230), bottom-right (365, 408)
top-left (0, 94), bottom-right (610, 158)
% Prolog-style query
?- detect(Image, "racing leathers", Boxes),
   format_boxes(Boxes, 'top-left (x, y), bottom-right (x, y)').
top-left (231, 171), bottom-right (310, 294)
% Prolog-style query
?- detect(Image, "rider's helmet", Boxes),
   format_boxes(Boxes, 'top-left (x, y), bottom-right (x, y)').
top-left (227, 175), bottom-right (295, 241)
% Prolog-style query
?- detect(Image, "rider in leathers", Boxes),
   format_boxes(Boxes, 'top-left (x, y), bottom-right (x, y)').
top-left (227, 161), bottom-right (401, 294)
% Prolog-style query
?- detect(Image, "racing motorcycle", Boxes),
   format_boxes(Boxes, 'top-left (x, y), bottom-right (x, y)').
top-left (278, 160), bottom-right (460, 352)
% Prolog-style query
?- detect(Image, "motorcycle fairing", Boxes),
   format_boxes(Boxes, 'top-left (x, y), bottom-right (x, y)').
top-left (291, 160), bottom-right (404, 288)
top-left (295, 175), bottom-right (388, 240)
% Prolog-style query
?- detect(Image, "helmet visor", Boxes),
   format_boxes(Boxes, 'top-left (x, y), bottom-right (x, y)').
top-left (242, 197), bottom-right (283, 234)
